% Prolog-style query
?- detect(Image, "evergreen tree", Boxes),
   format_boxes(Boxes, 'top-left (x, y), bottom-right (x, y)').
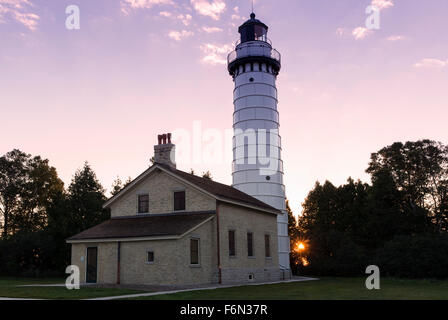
top-left (67, 162), bottom-right (109, 235)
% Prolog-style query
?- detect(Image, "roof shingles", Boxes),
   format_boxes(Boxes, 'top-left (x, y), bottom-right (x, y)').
top-left (67, 211), bottom-right (215, 241)
top-left (159, 164), bottom-right (279, 212)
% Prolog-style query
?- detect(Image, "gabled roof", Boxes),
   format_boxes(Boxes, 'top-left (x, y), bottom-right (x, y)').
top-left (67, 211), bottom-right (215, 243)
top-left (103, 163), bottom-right (280, 215)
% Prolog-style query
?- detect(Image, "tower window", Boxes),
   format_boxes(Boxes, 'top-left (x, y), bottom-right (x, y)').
top-left (266, 176), bottom-right (271, 181)
top-left (138, 194), bottom-right (149, 213)
top-left (249, 77), bottom-right (254, 82)
top-left (174, 191), bottom-right (186, 211)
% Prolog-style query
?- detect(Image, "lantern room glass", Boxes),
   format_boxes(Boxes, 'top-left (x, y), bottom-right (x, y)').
top-left (254, 25), bottom-right (268, 42)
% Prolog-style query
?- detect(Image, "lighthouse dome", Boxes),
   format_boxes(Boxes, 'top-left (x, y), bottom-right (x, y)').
top-left (238, 13), bottom-right (269, 44)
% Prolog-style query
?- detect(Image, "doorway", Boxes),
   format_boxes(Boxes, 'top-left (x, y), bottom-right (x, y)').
top-left (86, 247), bottom-right (98, 283)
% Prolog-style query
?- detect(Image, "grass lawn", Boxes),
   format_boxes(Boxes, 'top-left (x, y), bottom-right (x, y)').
top-left (1, 277), bottom-right (447, 300)
top-left (130, 277), bottom-right (448, 300)
top-left (0, 277), bottom-right (145, 300)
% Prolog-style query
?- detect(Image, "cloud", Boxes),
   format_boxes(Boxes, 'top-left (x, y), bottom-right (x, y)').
top-left (414, 58), bottom-right (448, 69)
top-left (200, 43), bottom-right (232, 65)
top-left (159, 11), bottom-right (192, 26)
top-left (0, 0), bottom-right (33, 8)
top-left (231, 14), bottom-right (242, 20)
top-left (177, 13), bottom-right (192, 26)
top-left (190, 0), bottom-right (226, 20)
top-left (159, 11), bottom-right (172, 17)
top-left (168, 30), bottom-right (194, 41)
top-left (202, 26), bottom-right (223, 33)
top-left (121, 0), bottom-right (174, 15)
top-left (387, 35), bottom-right (404, 41)
top-left (352, 1), bottom-right (395, 40)
top-left (122, 0), bottom-right (174, 9)
top-left (371, 0), bottom-right (394, 10)
top-left (12, 10), bottom-right (38, 30)
top-left (159, 11), bottom-right (192, 27)
top-left (0, 0), bottom-right (39, 30)
top-left (338, 1), bottom-right (394, 40)
top-left (352, 27), bottom-right (372, 40)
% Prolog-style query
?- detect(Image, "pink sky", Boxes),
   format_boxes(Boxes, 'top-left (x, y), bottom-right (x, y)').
top-left (1, 0), bottom-right (447, 216)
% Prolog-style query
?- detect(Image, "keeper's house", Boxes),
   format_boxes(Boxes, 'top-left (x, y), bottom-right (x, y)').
top-left (67, 134), bottom-right (282, 286)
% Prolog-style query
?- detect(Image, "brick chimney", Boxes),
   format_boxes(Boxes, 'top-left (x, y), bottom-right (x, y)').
top-left (154, 133), bottom-right (176, 168)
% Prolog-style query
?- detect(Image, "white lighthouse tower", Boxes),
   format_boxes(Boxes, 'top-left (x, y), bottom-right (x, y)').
top-left (228, 13), bottom-right (290, 275)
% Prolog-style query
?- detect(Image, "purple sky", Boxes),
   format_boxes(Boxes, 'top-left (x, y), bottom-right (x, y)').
top-left (1, 0), bottom-right (448, 216)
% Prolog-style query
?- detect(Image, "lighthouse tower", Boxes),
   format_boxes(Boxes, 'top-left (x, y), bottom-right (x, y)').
top-left (227, 13), bottom-right (290, 274)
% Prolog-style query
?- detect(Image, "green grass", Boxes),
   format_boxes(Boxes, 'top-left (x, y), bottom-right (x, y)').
top-left (130, 277), bottom-right (448, 300)
top-left (2, 277), bottom-right (447, 300)
top-left (0, 277), bottom-right (145, 300)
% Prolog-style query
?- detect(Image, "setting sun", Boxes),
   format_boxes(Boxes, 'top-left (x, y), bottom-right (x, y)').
top-left (294, 241), bottom-right (306, 253)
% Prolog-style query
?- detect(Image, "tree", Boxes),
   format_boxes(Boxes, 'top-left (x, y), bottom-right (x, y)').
top-left (298, 181), bottom-right (339, 238)
top-left (188, 169), bottom-right (213, 180)
top-left (296, 139), bottom-right (448, 277)
top-left (0, 149), bottom-right (28, 238)
top-left (367, 140), bottom-right (448, 232)
top-left (66, 162), bottom-right (109, 235)
top-left (287, 200), bottom-right (300, 242)
top-left (202, 171), bottom-right (213, 180)
top-left (286, 200), bottom-right (301, 272)
top-left (45, 163), bottom-right (111, 276)
top-left (0, 150), bottom-right (64, 238)
top-left (110, 176), bottom-right (132, 196)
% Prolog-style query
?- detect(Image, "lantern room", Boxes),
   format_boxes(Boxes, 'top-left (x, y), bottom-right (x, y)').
top-left (238, 13), bottom-right (269, 44)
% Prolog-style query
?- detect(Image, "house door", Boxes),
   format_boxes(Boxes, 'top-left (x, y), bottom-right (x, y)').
top-left (86, 247), bottom-right (98, 283)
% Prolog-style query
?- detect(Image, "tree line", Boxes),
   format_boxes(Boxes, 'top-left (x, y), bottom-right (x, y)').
top-left (289, 139), bottom-right (448, 278)
top-left (0, 150), bottom-right (109, 276)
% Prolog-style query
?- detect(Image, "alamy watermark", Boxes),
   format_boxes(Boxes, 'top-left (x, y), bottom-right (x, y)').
top-left (365, 265), bottom-right (380, 290)
top-left (65, 265), bottom-right (80, 290)
top-left (365, 5), bottom-right (380, 30)
top-left (66, 5), bottom-right (80, 30)
top-left (172, 121), bottom-right (280, 176)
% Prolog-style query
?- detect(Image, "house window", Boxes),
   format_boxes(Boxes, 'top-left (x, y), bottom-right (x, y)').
top-left (190, 238), bottom-right (200, 265)
top-left (229, 230), bottom-right (236, 257)
top-left (138, 194), bottom-right (149, 213)
top-left (265, 234), bottom-right (271, 258)
top-left (174, 191), bottom-right (186, 211)
top-left (147, 251), bottom-right (154, 264)
top-left (247, 232), bottom-right (254, 257)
